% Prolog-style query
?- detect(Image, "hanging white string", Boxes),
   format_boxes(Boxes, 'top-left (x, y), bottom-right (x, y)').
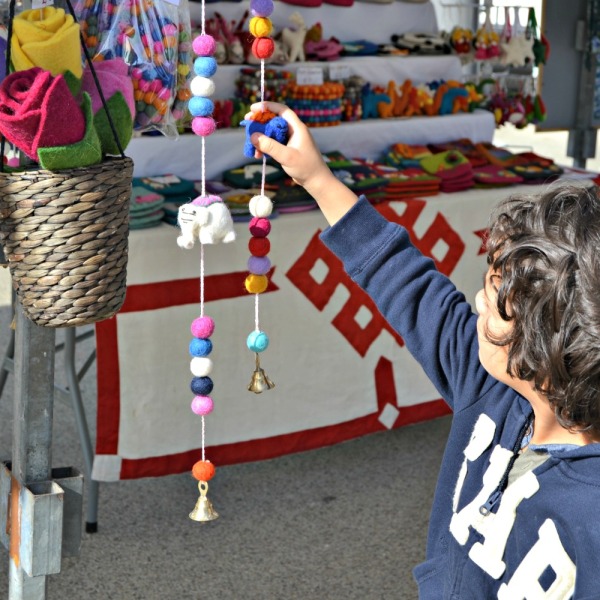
top-left (200, 242), bottom-right (205, 317)
top-left (201, 415), bottom-right (206, 461)
top-left (201, 137), bottom-right (206, 197)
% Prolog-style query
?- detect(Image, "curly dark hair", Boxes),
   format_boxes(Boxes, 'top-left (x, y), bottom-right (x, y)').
top-left (485, 184), bottom-right (600, 438)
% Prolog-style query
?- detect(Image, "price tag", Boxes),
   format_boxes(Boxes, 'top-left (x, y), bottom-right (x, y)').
top-left (32, 0), bottom-right (53, 8)
top-left (295, 67), bottom-right (324, 86)
top-left (329, 64), bottom-right (351, 81)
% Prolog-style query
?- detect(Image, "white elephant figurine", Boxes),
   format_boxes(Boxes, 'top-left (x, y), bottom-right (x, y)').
top-left (177, 195), bottom-right (236, 249)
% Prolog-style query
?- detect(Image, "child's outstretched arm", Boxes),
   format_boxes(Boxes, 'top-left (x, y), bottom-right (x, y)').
top-left (246, 101), bottom-right (359, 226)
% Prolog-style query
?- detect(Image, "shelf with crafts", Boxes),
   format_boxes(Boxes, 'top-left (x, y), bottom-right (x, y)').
top-left (126, 0), bottom-right (496, 180)
top-left (126, 57), bottom-right (496, 181)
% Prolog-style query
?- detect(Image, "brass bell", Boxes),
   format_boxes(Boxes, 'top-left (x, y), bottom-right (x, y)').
top-left (247, 354), bottom-right (275, 394)
top-left (189, 481), bottom-right (219, 522)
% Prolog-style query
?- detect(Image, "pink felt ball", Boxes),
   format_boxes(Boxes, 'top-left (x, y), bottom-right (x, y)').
top-left (249, 217), bottom-right (271, 238)
top-left (252, 37), bottom-right (275, 61)
top-left (191, 116), bottom-right (216, 137)
top-left (191, 395), bottom-right (214, 416)
top-left (192, 34), bottom-right (216, 57)
top-left (191, 316), bottom-right (215, 339)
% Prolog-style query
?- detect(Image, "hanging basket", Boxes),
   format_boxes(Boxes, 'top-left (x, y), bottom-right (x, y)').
top-left (0, 157), bottom-right (133, 327)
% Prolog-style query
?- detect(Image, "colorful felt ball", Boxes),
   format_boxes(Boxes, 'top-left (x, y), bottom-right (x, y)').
top-left (188, 96), bottom-right (214, 117)
top-left (191, 357), bottom-right (213, 377)
top-left (191, 394), bottom-right (214, 415)
top-left (192, 116), bottom-right (216, 136)
top-left (245, 273), bottom-right (269, 294)
top-left (252, 37), bottom-right (275, 61)
top-left (189, 337), bottom-right (213, 357)
top-left (247, 330), bottom-right (270, 352)
top-left (249, 217), bottom-right (271, 237)
top-left (191, 376), bottom-right (214, 396)
top-left (191, 315), bottom-right (215, 339)
top-left (248, 236), bottom-right (270, 257)
top-left (249, 194), bottom-right (273, 218)
top-left (250, 0), bottom-right (274, 17)
top-left (192, 34), bottom-right (216, 56)
top-left (190, 76), bottom-right (216, 97)
top-left (192, 459), bottom-right (216, 481)
top-left (247, 255), bottom-right (271, 275)
top-left (249, 17), bottom-right (272, 38)
top-left (193, 56), bottom-right (217, 77)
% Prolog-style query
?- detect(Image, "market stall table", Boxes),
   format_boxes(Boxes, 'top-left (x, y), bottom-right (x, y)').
top-left (91, 184), bottom-right (544, 482)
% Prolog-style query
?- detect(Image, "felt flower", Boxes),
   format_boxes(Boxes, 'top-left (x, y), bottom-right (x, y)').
top-left (0, 67), bottom-right (86, 161)
top-left (10, 7), bottom-right (82, 77)
top-left (81, 59), bottom-right (135, 155)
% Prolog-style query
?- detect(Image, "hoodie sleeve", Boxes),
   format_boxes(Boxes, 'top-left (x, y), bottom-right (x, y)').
top-left (320, 196), bottom-right (493, 412)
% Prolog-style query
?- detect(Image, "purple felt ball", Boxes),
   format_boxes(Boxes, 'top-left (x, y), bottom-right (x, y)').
top-left (191, 316), bottom-right (215, 339)
top-left (191, 395), bottom-right (214, 416)
top-left (192, 116), bottom-right (216, 137)
top-left (247, 255), bottom-right (271, 275)
top-left (192, 34), bottom-right (216, 57)
top-left (250, 0), bottom-right (274, 17)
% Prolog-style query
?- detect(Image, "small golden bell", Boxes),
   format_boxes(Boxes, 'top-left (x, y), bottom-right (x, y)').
top-left (247, 354), bottom-right (275, 394)
top-left (189, 481), bottom-right (219, 522)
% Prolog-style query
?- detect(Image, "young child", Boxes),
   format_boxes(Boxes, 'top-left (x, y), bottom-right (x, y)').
top-left (247, 101), bottom-right (600, 599)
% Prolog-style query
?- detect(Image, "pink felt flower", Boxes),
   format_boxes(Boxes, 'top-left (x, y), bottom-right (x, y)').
top-left (81, 58), bottom-right (135, 119)
top-left (0, 67), bottom-right (85, 160)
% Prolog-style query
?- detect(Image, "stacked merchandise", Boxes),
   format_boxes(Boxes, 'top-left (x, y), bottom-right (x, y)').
top-left (285, 82), bottom-right (345, 127)
top-left (324, 152), bottom-right (389, 202)
top-left (129, 186), bottom-right (166, 229)
top-left (132, 175), bottom-right (196, 226)
top-left (419, 150), bottom-right (474, 193)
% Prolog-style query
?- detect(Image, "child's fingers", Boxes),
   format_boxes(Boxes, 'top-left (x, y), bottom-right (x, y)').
top-left (251, 132), bottom-right (292, 165)
top-left (248, 101), bottom-right (304, 131)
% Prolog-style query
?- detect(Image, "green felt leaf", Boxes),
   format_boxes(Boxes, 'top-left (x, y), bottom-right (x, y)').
top-left (37, 93), bottom-right (102, 171)
top-left (93, 92), bottom-right (133, 156)
top-left (63, 70), bottom-right (82, 98)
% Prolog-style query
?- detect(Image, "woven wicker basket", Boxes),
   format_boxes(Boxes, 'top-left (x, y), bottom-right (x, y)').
top-left (0, 157), bottom-right (133, 327)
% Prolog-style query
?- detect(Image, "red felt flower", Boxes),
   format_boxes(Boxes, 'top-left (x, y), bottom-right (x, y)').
top-left (0, 67), bottom-right (86, 160)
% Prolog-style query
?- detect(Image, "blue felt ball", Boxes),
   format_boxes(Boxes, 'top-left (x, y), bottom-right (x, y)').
top-left (189, 337), bottom-right (213, 357)
top-left (188, 96), bottom-right (214, 118)
top-left (247, 330), bottom-right (269, 353)
top-left (191, 376), bottom-right (214, 396)
top-left (194, 56), bottom-right (217, 78)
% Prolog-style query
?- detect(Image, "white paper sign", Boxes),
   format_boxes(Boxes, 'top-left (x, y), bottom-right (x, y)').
top-left (296, 67), bottom-right (325, 86)
top-left (329, 64), bottom-right (351, 81)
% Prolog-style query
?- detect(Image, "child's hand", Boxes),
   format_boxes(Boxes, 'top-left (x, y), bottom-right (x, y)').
top-left (246, 101), bottom-right (359, 225)
top-left (245, 101), bottom-right (332, 196)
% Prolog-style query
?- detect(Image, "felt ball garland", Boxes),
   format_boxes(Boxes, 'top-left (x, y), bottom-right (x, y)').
top-left (243, 0), bottom-right (283, 394)
top-left (178, 0), bottom-right (236, 523)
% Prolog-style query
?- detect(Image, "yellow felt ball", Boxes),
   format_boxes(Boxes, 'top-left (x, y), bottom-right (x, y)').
top-left (249, 17), bottom-right (272, 39)
top-left (245, 274), bottom-right (268, 294)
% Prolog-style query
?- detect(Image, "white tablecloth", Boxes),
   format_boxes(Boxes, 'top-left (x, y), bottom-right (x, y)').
top-left (93, 184), bottom-right (530, 481)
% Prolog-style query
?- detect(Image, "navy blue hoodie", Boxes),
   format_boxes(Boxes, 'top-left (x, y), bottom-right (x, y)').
top-left (320, 197), bottom-right (600, 599)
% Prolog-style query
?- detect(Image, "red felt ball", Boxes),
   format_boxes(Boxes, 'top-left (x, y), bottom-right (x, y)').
top-left (248, 236), bottom-right (270, 257)
top-left (192, 460), bottom-right (216, 481)
top-left (252, 37), bottom-right (275, 60)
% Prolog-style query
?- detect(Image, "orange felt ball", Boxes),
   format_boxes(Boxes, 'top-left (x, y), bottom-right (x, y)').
top-left (249, 16), bottom-right (272, 38)
top-left (252, 37), bottom-right (275, 60)
top-left (192, 460), bottom-right (216, 481)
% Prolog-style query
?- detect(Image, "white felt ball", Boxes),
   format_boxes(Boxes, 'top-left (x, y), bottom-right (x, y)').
top-left (190, 76), bottom-right (216, 97)
top-left (191, 357), bottom-right (213, 377)
top-left (249, 195), bottom-right (273, 218)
